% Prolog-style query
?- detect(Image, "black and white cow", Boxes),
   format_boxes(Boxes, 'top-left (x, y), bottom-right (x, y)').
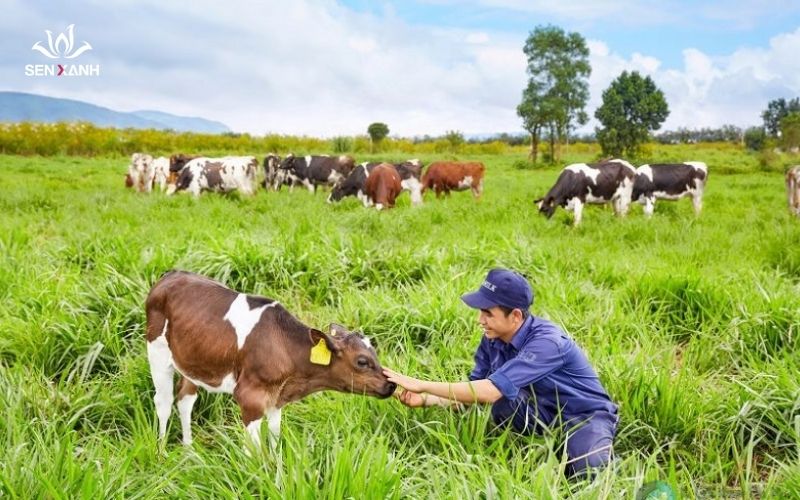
top-left (535, 159), bottom-right (636, 226)
top-left (167, 156), bottom-right (259, 197)
top-left (276, 154), bottom-right (356, 193)
top-left (328, 159), bottom-right (424, 206)
top-left (632, 162), bottom-right (708, 217)
top-left (261, 153), bottom-right (281, 190)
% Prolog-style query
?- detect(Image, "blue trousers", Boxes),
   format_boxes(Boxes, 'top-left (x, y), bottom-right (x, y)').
top-left (491, 390), bottom-right (618, 477)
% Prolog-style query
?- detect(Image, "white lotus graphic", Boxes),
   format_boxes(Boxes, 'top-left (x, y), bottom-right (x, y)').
top-left (32, 24), bottom-right (92, 59)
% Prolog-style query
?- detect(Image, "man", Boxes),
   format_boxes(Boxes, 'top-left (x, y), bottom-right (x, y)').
top-left (383, 268), bottom-right (619, 477)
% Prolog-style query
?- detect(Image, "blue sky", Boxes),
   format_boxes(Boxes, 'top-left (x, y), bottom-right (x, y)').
top-left (2, 0), bottom-right (800, 136)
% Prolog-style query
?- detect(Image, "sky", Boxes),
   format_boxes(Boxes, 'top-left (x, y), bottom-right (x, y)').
top-left (2, 0), bottom-right (800, 137)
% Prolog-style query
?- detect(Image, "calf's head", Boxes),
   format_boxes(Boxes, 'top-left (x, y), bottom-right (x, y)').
top-left (309, 324), bottom-right (396, 398)
top-left (535, 196), bottom-right (557, 218)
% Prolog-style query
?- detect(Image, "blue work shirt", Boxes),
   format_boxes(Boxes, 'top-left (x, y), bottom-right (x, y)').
top-left (469, 315), bottom-right (617, 427)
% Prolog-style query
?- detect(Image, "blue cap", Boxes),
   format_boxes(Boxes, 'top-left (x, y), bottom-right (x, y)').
top-left (461, 268), bottom-right (533, 311)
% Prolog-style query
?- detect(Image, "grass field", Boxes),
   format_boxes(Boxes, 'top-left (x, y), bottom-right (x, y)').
top-left (1, 148), bottom-right (799, 498)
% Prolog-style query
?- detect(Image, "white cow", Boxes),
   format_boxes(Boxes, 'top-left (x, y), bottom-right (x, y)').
top-left (127, 153), bottom-right (154, 193)
top-left (167, 156), bottom-right (259, 197)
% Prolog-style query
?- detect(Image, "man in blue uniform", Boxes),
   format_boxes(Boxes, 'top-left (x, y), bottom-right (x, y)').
top-left (383, 268), bottom-right (619, 477)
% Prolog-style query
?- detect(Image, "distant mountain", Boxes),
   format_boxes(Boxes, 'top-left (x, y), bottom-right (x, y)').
top-left (0, 91), bottom-right (230, 133)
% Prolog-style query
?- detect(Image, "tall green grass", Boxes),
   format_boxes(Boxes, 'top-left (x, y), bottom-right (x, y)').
top-left (1, 150), bottom-right (799, 498)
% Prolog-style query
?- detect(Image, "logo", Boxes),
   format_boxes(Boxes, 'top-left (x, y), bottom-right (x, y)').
top-left (482, 280), bottom-right (497, 292)
top-left (26, 24), bottom-right (100, 77)
top-left (32, 24), bottom-right (92, 59)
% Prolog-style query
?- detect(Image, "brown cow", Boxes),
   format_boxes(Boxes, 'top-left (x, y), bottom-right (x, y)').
top-left (365, 163), bottom-right (402, 210)
top-left (422, 161), bottom-right (485, 199)
top-left (787, 166), bottom-right (800, 216)
top-left (168, 154), bottom-right (201, 185)
top-left (145, 271), bottom-right (395, 449)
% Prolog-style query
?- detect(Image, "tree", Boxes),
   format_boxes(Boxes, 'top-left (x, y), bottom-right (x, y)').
top-left (743, 127), bottom-right (766, 151)
top-left (367, 122), bottom-right (389, 152)
top-left (517, 25), bottom-right (590, 163)
top-left (762, 98), bottom-right (800, 137)
top-left (444, 130), bottom-right (464, 152)
top-left (595, 71), bottom-right (669, 158)
top-left (780, 112), bottom-right (800, 150)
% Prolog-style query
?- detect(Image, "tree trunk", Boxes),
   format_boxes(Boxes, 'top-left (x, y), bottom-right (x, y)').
top-left (528, 128), bottom-right (540, 163)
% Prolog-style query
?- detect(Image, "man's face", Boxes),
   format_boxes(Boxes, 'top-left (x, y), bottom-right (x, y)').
top-left (477, 306), bottom-right (521, 341)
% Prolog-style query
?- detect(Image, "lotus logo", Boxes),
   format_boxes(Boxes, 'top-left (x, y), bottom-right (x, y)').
top-left (32, 24), bottom-right (92, 59)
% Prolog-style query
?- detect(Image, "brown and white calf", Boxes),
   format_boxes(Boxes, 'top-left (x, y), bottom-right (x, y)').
top-left (127, 153), bottom-right (154, 193)
top-left (167, 156), bottom-right (259, 197)
top-left (421, 161), bottom-right (485, 199)
top-left (145, 271), bottom-right (395, 448)
top-left (365, 163), bottom-right (402, 210)
top-left (787, 166), bottom-right (800, 216)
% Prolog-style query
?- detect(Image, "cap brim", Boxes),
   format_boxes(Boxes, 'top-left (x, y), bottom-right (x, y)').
top-left (460, 291), bottom-right (498, 310)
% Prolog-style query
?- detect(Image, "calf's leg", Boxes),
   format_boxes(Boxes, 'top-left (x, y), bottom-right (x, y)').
top-left (177, 377), bottom-right (198, 445)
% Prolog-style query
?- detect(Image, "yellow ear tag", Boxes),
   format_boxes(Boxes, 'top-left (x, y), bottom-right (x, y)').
top-left (310, 339), bottom-right (332, 365)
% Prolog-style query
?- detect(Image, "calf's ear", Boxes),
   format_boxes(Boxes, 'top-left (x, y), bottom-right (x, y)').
top-left (308, 328), bottom-right (342, 365)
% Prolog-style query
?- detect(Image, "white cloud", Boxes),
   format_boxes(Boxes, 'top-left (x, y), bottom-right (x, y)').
top-left (2, 1), bottom-right (799, 137)
top-left (583, 28), bottom-right (800, 133)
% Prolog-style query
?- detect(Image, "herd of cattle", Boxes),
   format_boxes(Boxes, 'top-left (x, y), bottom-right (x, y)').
top-left (124, 153), bottom-right (484, 210)
top-left (124, 152), bottom-right (797, 223)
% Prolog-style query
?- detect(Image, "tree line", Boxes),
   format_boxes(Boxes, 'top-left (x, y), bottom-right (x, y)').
top-left (516, 25), bottom-right (800, 161)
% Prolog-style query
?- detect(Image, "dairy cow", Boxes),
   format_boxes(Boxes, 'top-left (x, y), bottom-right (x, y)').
top-left (536, 159), bottom-right (636, 226)
top-left (632, 162), bottom-right (708, 216)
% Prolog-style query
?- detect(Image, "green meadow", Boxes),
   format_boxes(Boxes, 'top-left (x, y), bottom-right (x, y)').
top-left (1, 147), bottom-right (799, 498)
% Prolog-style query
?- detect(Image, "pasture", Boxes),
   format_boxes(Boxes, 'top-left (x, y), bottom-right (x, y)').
top-left (1, 149), bottom-right (799, 498)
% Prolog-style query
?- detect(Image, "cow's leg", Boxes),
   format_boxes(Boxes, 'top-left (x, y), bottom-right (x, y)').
top-left (573, 199), bottom-right (584, 226)
top-left (692, 192), bottom-right (703, 216)
top-left (234, 381), bottom-right (268, 449)
top-left (147, 335), bottom-right (175, 441)
top-left (472, 179), bottom-right (483, 199)
top-left (643, 196), bottom-right (655, 217)
top-left (176, 377), bottom-right (198, 445)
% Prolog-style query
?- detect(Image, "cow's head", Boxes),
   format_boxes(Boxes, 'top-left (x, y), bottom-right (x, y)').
top-left (124, 173), bottom-right (134, 188)
top-left (309, 324), bottom-right (396, 398)
top-left (536, 196), bottom-right (557, 218)
top-left (278, 153), bottom-right (296, 171)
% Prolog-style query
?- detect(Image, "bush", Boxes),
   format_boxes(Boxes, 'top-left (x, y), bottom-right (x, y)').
top-left (744, 127), bottom-right (766, 151)
top-left (330, 136), bottom-right (353, 153)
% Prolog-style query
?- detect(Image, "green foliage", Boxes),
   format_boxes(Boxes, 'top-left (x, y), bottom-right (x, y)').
top-left (443, 130), bottom-right (465, 153)
top-left (517, 25), bottom-right (590, 162)
top-left (595, 71), bottom-right (669, 158)
top-left (779, 112), bottom-right (800, 150)
top-left (330, 136), bottom-right (353, 153)
top-left (367, 122), bottom-right (390, 152)
top-left (744, 126), bottom-right (767, 151)
top-left (762, 97), bottom-right (800, 137)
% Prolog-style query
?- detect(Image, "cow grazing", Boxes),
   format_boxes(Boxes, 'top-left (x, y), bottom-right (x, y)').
top-left (145, 271), bottom-right (395, 448)
top-left (261, 153), bottom-right (281, 190)
top-left (167, 156), bottom-right (259, 197)
top-left (787, 166), bottom-right (800, 216)
top-left (536, 159), bottom-right (636, 226)
top-left (421, 161), bottom-right (485, 199)
top-left (328, 159), bottom-right (424, 206)
top-left (152, 157), bottom-right (170, 193)
top-left (276, 154), bottom-right (356, 193)
top-left (127, 153), bottom-right (154, 193)
top-left (365, 163), bottom-right (402, 210)
top-left (632, 162), bottom-right (708, 217)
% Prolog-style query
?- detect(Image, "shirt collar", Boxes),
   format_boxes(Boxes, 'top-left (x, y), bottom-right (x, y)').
top-left (508, 314), bottom-right (534, 351)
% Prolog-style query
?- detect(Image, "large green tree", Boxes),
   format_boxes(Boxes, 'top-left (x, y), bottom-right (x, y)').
top-left (367, 122), bottom-right (389, 152)
top-left (762, 98), bottom-right (800, 137)
top-left (517, 25), bottom-right (590, 163)
top-left (595, 71), bottom-right (669, 158)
